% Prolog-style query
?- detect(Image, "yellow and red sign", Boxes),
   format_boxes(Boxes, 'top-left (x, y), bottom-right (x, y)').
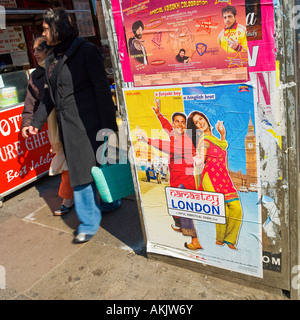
top-left (0, 105), bottom-right (53, 196)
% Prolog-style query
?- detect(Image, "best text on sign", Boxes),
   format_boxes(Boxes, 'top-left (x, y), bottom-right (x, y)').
top-left (165, 187), bottom-right (226, 224)
top-left (0, 105), bottom-right (52, 196)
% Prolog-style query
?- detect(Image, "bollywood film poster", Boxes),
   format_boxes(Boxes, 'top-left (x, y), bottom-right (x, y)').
top-left (121, 0), bottom-right (249, 86)
top-left (124, 84), bottom-right (263, 278)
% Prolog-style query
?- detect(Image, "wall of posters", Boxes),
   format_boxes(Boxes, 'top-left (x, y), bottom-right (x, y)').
top-left (107, 0), bottom-right (291, 285)
top-left (121, 0), bottom-right (249, 86)
top-left (123, 84), bottom-right (262, 278)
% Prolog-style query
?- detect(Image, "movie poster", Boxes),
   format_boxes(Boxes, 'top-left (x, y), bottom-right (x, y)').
top-left (121, 0), bottom-right (249, 86)
top-left (124, 84), bottom-right (263, 278)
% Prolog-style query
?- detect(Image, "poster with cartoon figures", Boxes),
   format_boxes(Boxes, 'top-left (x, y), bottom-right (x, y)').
top-left (121, 0), bottom-right (249, 86)
top-left (123, 84), bottom-right (263, 278)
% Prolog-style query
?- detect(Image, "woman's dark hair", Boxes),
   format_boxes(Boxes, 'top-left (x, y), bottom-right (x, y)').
top-left (187, 111), bottom-right (212, 148)
top-left (43, 8), bottom-right (78, 43)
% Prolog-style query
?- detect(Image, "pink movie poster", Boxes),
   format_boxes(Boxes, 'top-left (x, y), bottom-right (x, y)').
top-left (121, 0), bottom-right (249, 86)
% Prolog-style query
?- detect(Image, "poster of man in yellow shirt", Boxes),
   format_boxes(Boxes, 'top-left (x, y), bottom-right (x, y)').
top-left (217, 5), bottom-right (248, 53)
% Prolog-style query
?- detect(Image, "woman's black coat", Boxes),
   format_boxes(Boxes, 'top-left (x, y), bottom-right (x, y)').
top-left (21, 65), bottom-right (45, 128)
top-left (31, 37), bottom-right (118, 187)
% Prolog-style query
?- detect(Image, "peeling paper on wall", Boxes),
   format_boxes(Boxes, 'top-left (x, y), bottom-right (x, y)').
top-left (259, 123), bottom-right (280, 183)
top-left (261, 195), bottom-right (280, 238)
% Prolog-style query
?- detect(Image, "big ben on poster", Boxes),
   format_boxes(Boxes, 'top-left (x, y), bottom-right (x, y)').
top-left (245, 114), bottom-right (257, 183)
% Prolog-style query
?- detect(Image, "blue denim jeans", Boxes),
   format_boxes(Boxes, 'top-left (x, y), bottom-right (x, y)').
top-left (73, 182), bottom-right (121, 235)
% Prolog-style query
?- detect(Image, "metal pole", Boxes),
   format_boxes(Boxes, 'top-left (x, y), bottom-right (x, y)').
top-left (279, 0), bottom-right (300, 300)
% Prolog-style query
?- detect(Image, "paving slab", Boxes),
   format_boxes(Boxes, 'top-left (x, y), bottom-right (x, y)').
top-left (0, 175), bottom-right (61, 224)
top-left (21, 196), bottom-right (145, 254)
top-left (24, 241), bottom-right (286, 300)
top-left (25, 241), bottom-right (133, 300)
top-left (23, 203), bottom-right (80, 234)
top-left (0, 217), bottom-right (79, 292)
top-left (93, 198), bottom-right (145, 254)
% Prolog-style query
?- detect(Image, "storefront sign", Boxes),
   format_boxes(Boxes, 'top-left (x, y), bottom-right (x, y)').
top-left (0, 105), bottom-right (53, 196)
top-left (0, 26), bottom-right (27, 53)
top-left (0, 0), bottom-right (17, 7)
top-left (0, 26), bottom-right (29, 66)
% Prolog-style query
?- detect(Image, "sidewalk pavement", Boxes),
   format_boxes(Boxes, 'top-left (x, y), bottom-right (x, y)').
top-left (0, 175), bottom-right (288, 301)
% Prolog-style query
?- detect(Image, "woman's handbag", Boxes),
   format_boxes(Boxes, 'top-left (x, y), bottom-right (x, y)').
top-left (91, 135), bottom-right (135, 203)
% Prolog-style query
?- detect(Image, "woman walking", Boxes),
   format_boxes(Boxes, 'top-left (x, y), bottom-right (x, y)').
top-left (28, 8), bottom-right (120, 243)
